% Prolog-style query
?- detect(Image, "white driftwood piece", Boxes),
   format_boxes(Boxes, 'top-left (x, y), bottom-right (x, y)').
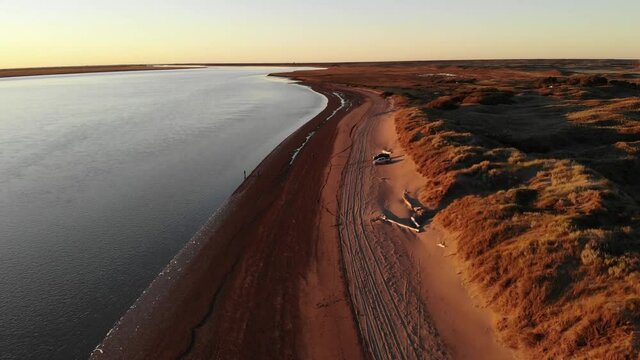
top-left (380, 215), bottom-right (421, 233)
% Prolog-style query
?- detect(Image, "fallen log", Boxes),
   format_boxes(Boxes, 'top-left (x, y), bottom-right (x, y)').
top-left (402, 190), bottom-right (426, 215)
top-left (380, 215), bottom-right (421, 233)
top-left (410, 216), bottom-right (420, 228)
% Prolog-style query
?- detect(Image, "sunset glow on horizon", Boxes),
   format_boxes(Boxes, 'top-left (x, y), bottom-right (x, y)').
top-left (2, 0), bottom-right (639, 69)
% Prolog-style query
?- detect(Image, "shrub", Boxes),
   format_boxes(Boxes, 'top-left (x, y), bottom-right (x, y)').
top-left (462, 91), bottom-right (514, 105)
top-left (426, 95), bottom-right (461, 110)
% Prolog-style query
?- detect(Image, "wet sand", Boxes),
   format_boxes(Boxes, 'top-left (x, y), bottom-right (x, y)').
top-left (90, 82), bottom-right (364, 359)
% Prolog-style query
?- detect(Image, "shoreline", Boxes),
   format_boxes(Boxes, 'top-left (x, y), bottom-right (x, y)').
top-left (0, 64), bottom-right (322, 79)
top-left (0, 65), bottom-right (191, 79)
top-left (90, 72), bottom-right (514, 359)
top-left (7, 58), bottom-right (635, 79)
top-left (90, 79), bottom-right (361, 359)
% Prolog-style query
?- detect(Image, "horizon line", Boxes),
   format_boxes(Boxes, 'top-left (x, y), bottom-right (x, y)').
top-left (3, 58), bottom-right (639, 71)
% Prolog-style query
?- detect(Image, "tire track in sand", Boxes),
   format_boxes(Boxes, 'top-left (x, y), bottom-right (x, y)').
top-left (338, 90), bottom-right (450, 360)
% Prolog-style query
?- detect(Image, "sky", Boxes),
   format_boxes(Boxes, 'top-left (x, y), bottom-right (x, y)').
top-left (1, 0), bottom-right (639, 68)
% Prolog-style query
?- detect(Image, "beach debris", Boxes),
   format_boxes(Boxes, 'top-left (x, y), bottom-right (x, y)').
top-left (437, 242), bottom-right (446, 248)
top-left (419, 73), bottom-right (457, 78)
top-left (290, 131), bottom-right (316, 165)
top-left (379, 215), bottom-right (421, 233)
top-left (401, 190), bottom-right (430, 231)
top-left (402, 190), bottom-right (426, 215)
top-left (289, 92), bottom-right (348, 165)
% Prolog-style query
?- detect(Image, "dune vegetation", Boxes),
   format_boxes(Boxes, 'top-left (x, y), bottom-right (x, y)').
top-left (291, 60), bottom-right (640, 358)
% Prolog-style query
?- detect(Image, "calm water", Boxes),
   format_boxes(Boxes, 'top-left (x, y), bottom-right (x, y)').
top-left (0, 67), bottom-right (326, 359)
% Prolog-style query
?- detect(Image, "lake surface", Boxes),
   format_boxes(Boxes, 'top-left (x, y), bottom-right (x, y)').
top-left (0, 67), bottom-right (326, 359)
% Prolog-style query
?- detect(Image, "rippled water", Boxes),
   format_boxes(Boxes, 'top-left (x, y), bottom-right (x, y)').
top-left (0, 67), bottom-right (326, 359)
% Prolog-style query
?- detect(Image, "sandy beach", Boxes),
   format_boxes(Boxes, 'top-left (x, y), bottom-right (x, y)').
top-left (88, 70), bottom-right (513, 359)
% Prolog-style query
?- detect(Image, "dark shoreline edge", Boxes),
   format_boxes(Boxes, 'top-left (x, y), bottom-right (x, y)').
top-left (6, 59), bottom-right (637, 79)
top-left (89, 76), bottom-right (355, 359)
top-left (0, 64), bottom-right (318, 79)
top-left (0, 65), bottom-right (192, 79)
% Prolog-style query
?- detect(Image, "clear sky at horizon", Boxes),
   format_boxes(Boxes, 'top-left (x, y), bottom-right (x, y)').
top-left (1, 0), bottom-right (639, 68)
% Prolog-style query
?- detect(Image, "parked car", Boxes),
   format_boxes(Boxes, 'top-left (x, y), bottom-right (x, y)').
top-left (372, 151), bottom-right (392, 165)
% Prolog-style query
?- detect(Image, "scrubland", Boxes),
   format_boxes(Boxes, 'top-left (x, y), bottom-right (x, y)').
top-left (293, 60), bottom-right (640, 358)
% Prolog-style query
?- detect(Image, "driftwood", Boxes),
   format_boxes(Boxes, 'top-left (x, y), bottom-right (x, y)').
top-left (372, 189), bottom-right (426, 234)
top-left (402, 190), bottom-right (426, 216)
top-left (380, 215), bottom-right (421, 233)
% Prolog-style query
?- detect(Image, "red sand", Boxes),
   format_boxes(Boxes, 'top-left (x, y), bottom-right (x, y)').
top-left (90, 83), bottom-right (365, 359)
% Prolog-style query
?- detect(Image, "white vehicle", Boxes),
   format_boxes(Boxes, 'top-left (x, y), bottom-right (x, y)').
top-left (372, 151), bottom-right (392, 165)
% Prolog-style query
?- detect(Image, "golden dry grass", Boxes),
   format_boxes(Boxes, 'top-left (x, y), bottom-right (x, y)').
top-left (389, 62), bottom-right (639, 359)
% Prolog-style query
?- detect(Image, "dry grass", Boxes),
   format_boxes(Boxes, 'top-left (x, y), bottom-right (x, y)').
top-left (387, 61), bottom-right (640, 359)
top-left (402, 127), bottom-right (640, 357)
